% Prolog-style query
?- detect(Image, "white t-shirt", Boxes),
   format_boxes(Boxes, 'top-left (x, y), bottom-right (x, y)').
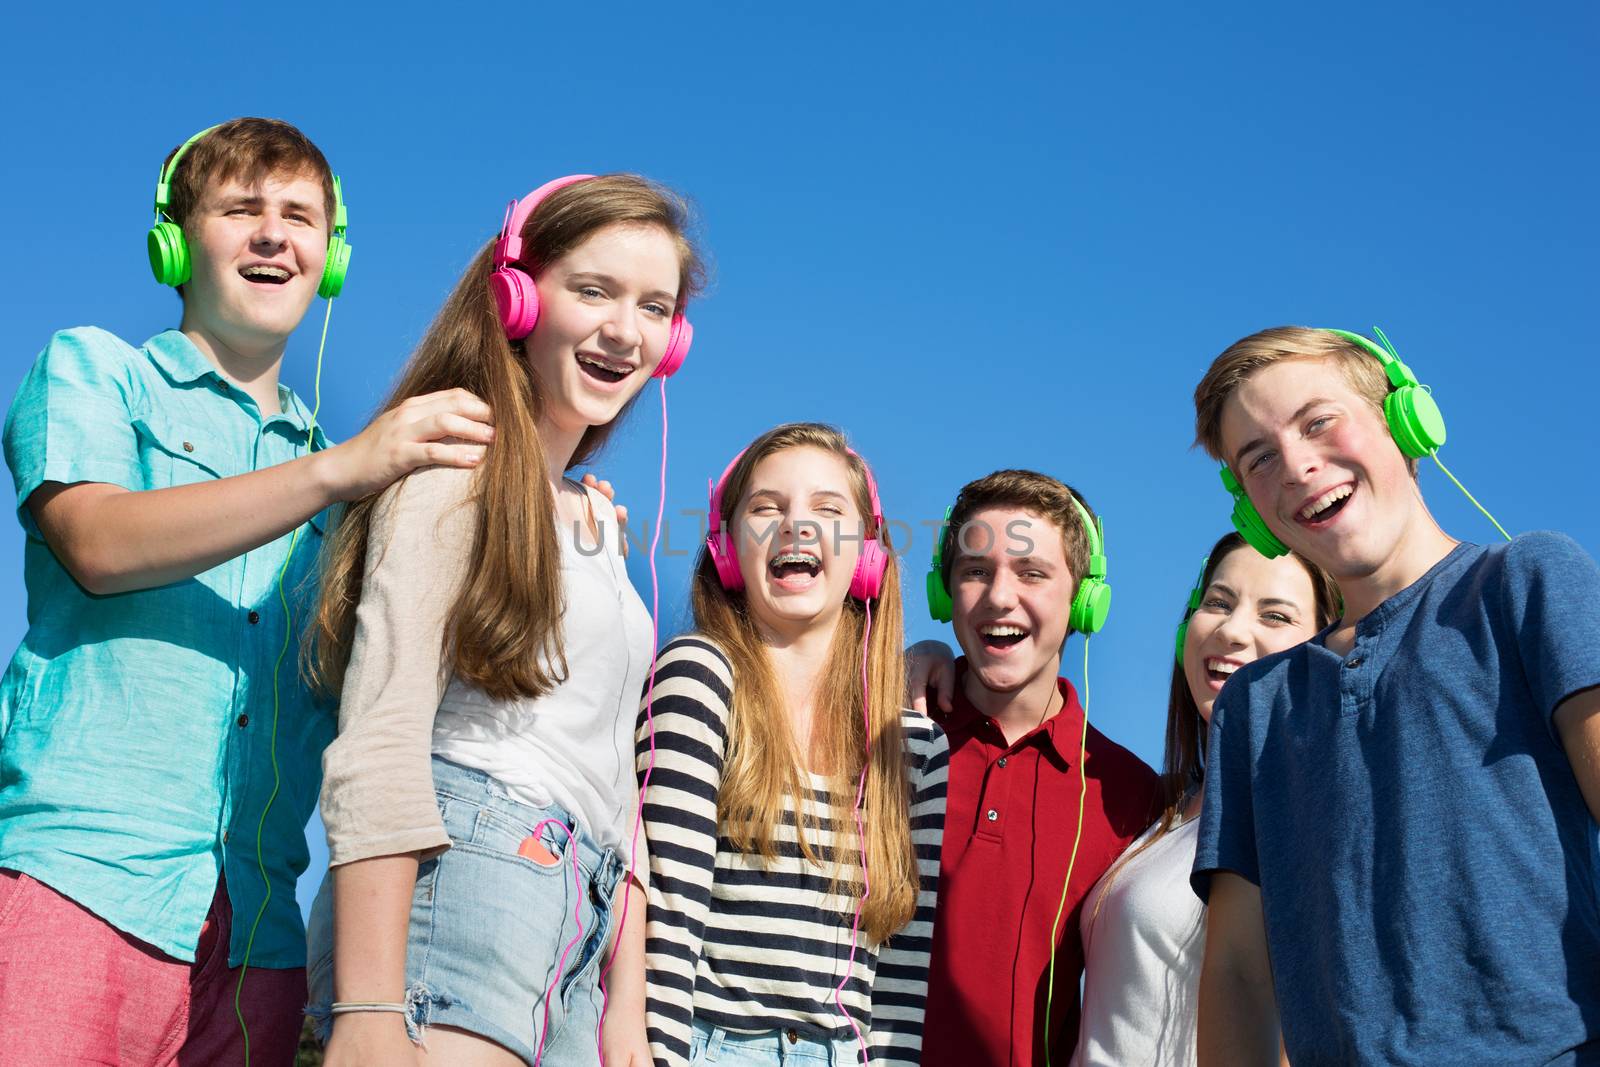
top-left (1071, 813), bottom-right (1205, 1067)
top-left (433, 482), bottom-right (653, 857)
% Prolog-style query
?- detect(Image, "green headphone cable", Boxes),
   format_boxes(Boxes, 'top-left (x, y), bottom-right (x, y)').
top-left (1043, 636), bottom-right (1091, 1067)
top-left (233, 297), bottom-right (332, 1064)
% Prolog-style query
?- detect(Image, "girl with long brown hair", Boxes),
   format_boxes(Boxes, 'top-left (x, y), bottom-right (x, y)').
top-left (1070, 533), bottom-right (1338, 1066)
top-left (640, 423), bottom-right (948, 1067)
top-left (302, 174), bottom-right (704, 1067)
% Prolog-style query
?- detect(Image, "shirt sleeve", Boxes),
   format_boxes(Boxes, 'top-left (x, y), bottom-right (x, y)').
top-left (869, 720), bottom-right (948, 1066)
top-left (1191, 681), bottom-right (1259, 901)
top-left (319, 466), bottom-right (478, 866)
top-left (1500, 531), bottom-right (1600, 726)
top-left (639, 636), bottom-right (732, 1067)
top-left (3, 328), bottom-right (143, 536)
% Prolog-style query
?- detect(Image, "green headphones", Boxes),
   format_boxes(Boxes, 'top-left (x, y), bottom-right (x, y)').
top-left (1221, 327), bottom-right (1447, 558)
top-left (1173, 555), bottom-right (1210, 666)
top-left (147, 125), bottom-right (352, 298)
top-left (927, 494), bottom-right (1111, 634)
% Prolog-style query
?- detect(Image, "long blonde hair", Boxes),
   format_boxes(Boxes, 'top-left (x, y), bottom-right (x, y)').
top-left (310, 175), bottom-right (704, 701)
top-left (689, 423), bottom-right (918, 943)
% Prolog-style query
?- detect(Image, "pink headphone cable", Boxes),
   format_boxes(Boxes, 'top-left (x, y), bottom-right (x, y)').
top-left (594, 376), bottom-right (669, 1058)
top-left (529, 816), bottom-right (587, 1067)
top-left (833, 596), bottom-right (874, 1066)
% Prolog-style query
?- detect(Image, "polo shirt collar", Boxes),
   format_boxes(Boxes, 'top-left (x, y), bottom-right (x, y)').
top-left (144, 330), bottom-right (328, 451)
top-left (938, 658), bottom-right (1086, 767)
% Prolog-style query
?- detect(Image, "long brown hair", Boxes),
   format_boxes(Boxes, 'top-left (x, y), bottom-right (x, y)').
top-left (309, 175), bottom-right (704, 701)
top-left (1090, 533), bottom-right (1338, 927)
top-left (689, 423), bottom-right (917, 943)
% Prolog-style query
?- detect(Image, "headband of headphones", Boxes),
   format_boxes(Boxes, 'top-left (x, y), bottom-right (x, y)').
top-left (706, 445), bottom-right (887, 599)
top-left (1174, 554), bottom-right (1211, 666)
top-left (1220, 326), bottom-right (1448, 558)
top-left (490, 174), bottom-right (692, 377)
top-left (147, 124), bottom-right (351, 298)
top-left (927, 489), bottom-right (1111, 633)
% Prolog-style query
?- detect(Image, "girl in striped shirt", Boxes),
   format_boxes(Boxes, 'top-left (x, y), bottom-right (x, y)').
top-left (639, 423), bottom-right (948, 1067)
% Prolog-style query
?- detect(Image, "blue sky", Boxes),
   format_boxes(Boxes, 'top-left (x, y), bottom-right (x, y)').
top-left (3, 3), bottom-right (1596, 917)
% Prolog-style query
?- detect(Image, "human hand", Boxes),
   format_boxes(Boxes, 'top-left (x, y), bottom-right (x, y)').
top-left (906, 639), bottom-right (956, 715)
top-left (318, 389), bottom-right (494, 502)
top-left (582, 473), bottom-right (630, 558)
top-left (322, 1011), bottom-right (421, 1067)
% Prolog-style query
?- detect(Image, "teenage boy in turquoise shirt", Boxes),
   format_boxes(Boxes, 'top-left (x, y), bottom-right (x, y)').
top-left (0, 118), bottom-right (492, 1064)
top-left (1189, 326), bottom-right (1600, 1065)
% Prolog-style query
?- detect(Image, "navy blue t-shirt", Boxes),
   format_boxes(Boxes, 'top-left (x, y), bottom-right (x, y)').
top-left (1193, 533), bottom-right (1600, 1066)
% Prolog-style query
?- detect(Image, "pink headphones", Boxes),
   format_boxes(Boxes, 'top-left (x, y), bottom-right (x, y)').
top-left (705, 446), bottom-right (889, 600)
top-left (490, 174), bottom-right (693, 378)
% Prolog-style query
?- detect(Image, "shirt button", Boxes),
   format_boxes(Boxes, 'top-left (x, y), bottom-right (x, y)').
top-left (247, 611), bottom-right (260, 625)
top-left (1345, 657), bottom-right (1364, 669)
top-left (997, 757), bottom-right (1008, 768)
top-left (236, 714), bottom-right (249, 728)
top-left (786, 1029), bottom-right (798, 1044)
top-left (222, 830), bottom-right (229, 844)
top-left (182, 441), bottom-right (195, 453)
top-left (986, 809), bottom-right (999, 822)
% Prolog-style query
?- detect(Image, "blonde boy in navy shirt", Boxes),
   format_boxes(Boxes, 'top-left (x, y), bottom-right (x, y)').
top-left (0, 118), bottom-right (491, 1064)
top-left (1189, 326), bottom-right (1600, 1065)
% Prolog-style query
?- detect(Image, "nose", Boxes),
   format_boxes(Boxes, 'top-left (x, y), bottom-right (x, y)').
top-left (249, 209), bottom-right (288, 254)
top-left (1213, 606), bottom-right (1252, 650)
top-left (981, 567), bottom-right (1020, 611)
top-left (599, 303), bottom-right (643, 353)
top-left (1278, 434), bottom-right (1321, 488)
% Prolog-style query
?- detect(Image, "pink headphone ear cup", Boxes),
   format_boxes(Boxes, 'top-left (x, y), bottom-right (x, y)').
top-left (653, 316), bottom-right (693, 379)
top-left (708, 530), bottom-right (745, 591)
top-left (851, 539), bottom-right (888, 600)
top-left (491, 267), bottom-right (541, 339)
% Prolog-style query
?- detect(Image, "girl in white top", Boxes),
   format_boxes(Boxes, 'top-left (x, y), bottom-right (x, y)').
top-left (1071, 531), bottom-right (1338, 1067)
top-left (305, 174), bottom-right (704, 1067)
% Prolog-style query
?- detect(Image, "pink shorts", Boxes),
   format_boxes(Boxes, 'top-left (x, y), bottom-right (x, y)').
top-left (0, 868), bottom-right (306, 1067)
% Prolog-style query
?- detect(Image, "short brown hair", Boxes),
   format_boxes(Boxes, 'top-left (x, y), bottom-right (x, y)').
top-left (940, 469), bottom-right (1097, 598)
top-left (1192, 326), bottom-right (1408, 470)
top-left (163, 117), bottom-right (337, 238)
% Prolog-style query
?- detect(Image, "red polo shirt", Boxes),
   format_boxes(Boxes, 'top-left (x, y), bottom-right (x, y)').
top-left (921, 660), bottom-right (1160, 1067)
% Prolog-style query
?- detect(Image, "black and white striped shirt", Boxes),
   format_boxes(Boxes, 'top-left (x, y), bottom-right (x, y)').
top-left (638, 634), bottom-right (948, 1066)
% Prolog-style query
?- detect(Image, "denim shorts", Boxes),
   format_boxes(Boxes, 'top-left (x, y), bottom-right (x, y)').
top-left (689, 1019), bottom-right (864, 1066)
top-left (307, 755), bottom-right (624, 1065)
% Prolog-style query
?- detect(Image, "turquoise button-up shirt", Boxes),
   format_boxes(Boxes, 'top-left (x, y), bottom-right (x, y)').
top-left (0, 327), bottom-right (334, 967)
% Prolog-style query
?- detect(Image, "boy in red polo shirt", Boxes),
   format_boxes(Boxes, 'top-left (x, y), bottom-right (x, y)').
top-left (913, 470), bottom-right (1159, 1067)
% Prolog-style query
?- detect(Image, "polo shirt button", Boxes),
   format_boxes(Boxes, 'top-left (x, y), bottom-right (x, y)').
top-left (986, 809), bottom-right (998, 821)
top-left (1345, 657), bottom-right (1363, 669)
top-left (237, 714), bottom-right (249, 728)
top-left (786, 1029), bottom-right (798, 1044)
top-left (182, 441), bottom-right (194, 453)
top-left (997, 757), bottom-right (1007, 768)
top-left (247, 611), bottom-right (260, 625)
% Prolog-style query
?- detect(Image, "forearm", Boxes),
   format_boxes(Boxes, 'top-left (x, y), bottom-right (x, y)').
top-left (601, 876), bottom-right (650, 1063)
top-left (331, 854), bottom-right (420, 1005)
top-left (33, 451), bottom-right (338, 594)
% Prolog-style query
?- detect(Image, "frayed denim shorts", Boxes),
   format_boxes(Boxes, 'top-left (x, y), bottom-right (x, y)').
top-left (689, 1020), bottom-right (864, 1065)
top-left (307, 755), bottom-right (624, 1064)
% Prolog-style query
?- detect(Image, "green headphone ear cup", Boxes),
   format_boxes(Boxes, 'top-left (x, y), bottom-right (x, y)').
top-left (148, 222), bottom-right (190, 287)
top-left (318, 235), bottom-right (351, 299)
top-left (1070, 578), bottom-right (1111, 635)
top-left (1384, 385), bottom-right (1446, 459)
top-left (1175, 618), bottom-right (1189, 666)
top-left (1230, 493), bottom-right (1289, 559)
top-left (926, 568), bottom-right (953, 623)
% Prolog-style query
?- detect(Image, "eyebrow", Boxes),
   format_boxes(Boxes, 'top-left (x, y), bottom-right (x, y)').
top-left (1207, 582), bottom-right (1303, 611)
top-left (218, 194), bottom-right (323, 219)
top-left (1231, 397), bottom-right (1335, 469)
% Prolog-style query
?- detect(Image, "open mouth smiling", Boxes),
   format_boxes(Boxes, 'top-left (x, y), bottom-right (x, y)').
top-left (768, 551), bottom-right (822, 589)
top-left (1297, 483), bottom-right (1354, 527)
top-left (239, 264), bottom-right (292, 286)
top-left (978, 623), bottom-right (1029, 652)
top-left (576, 352), bottom-right (634, 384)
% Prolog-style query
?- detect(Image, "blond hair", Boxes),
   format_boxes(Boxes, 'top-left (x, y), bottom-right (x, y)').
top-left (1192, 326), bottom-right (1411, 472)
top-left (690, 423), bottom-right (917, 943)
top-left (310, 175), bottom-right (704, 702)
